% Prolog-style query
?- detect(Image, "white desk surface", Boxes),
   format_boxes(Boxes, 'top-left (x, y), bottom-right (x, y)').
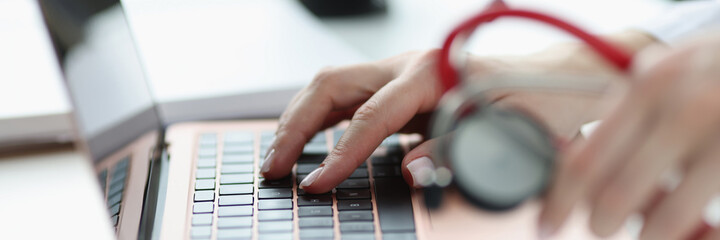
top-left (0, 149), bottom-right (115, 240)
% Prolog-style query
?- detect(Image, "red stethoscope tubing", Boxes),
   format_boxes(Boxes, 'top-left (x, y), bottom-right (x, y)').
top-left (437, 0), bottom-right (715, 235)
top-left (438, 0), bottom-right (633, 92)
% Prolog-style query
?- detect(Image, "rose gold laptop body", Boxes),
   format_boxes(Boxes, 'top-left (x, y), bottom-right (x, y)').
top-left (88, 119), bottom-right (628, 240)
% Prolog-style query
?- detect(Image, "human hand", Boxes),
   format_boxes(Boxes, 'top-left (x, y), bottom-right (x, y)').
top-left (539, 34), bottom-right (720, 240)
top-left (260, 50), bottom-right (452, 193)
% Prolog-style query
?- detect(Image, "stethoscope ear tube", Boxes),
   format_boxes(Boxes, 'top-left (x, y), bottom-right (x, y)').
top-left (437, 0), bottom-right (632, 92)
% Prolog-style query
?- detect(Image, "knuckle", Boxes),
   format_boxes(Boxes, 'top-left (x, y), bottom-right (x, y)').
top-left (352, 99), bottom-right (391, 137)
top-left (353, 99), bottom-right (383, 123)
top-left (310, 66), bottom-right (341, 90)
top-left (416, 49), bottom-right (441, 63)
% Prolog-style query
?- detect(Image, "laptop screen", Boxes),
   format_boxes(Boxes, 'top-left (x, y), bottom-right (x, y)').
top-left (39, 0), bottom-right (163, 161)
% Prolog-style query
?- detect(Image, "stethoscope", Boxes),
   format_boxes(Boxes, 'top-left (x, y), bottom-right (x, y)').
top-left (425, 0), bottom-right (633, 210)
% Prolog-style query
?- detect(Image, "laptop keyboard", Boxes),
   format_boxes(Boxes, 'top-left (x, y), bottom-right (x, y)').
top-left (98, 157), bottom-right (130, 230)
top-left (190, 129), bottom-right (417, 240)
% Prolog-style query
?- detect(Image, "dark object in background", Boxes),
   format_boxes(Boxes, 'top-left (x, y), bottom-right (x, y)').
top-left (300, 0), bottom-right (386, 17)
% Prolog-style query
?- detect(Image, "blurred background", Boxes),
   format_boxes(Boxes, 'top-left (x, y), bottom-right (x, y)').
top-left (0, 0), bottom-right (671, 151)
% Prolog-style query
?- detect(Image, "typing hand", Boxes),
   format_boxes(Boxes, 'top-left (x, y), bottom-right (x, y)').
top-left (260, 50), bottom-right (454, 193)
top-left (540, 34), bottom-right (720, 240)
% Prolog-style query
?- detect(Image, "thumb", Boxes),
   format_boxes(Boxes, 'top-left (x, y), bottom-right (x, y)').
top-left (401, 138), bottom-right (440, 188)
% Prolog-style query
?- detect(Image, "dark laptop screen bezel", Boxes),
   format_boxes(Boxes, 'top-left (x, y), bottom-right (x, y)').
top-left (38, 0), bottom-right (165, 161)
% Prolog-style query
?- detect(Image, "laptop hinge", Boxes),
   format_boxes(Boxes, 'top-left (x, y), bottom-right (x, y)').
top-left (138, 133), bottom-right (170, 240)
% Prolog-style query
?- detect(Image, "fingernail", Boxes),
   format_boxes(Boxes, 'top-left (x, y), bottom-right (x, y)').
top-left (300, 166), bottom-right (323, 189)
top-left (406, 156), bottom-right (435, 188)
top-left (261, 148), bottom-right (275, 174)
top-left (538, 221), bottom-right (554, 240)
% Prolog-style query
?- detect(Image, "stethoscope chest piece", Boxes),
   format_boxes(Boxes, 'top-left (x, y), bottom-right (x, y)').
top-left (446, 105), bottom-right (555, 210)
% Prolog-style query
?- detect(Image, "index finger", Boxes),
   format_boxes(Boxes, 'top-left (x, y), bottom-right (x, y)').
top-left (299, 60), bottom-right (443, 193)
top-left (261, 63), bottom-right (394, 179)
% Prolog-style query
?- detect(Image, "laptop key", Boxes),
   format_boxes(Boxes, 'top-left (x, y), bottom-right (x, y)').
top-left (374, 178), bottom-right (415, 232)
top-left (337, 179), bottom-right (369, 189)
top-left (337, 200), bottom-right (372, 211)
top-left (348, 168), bottom-right (369, 178)
top-left (299, 217), bottom-right (333, 228)
top-left (109, 170), bottom-right (127, 185)
top-left (299, 228), bottom-right (334, 239)
top-left (333, 129), bottom-right (345, 145)
top-left (298, 206), bottom-right (332, 217)
top-left (373, 166), bottom-right (402, 178)
top-left (111, 214), bottom-right (119, 226)
top-left (197, 149), bottom-right (216, 158)
top-left (198, 133), bottom-right (217, 146)
top-left (336, 189), bottom-right (371, 200)
top-left (219, 184), bottom-right (253, 195)
top-left (195, 168), bottom-right (216, 179)
top-left (296, 189), bottom-right (331, 196)
top-left (107, 180), bottom-right (124, 197)
top-left (297, 154), bottom-right (326, 163)
top-left (220, 174), bottom-right (254, 184)
top-left (109, 203), bottom-right (121, 216)
top-left (224, 131), bottom-right (254, 143)
top-left (193, 202), bottom-right (214, 213)
top-left (217, 216), bottom-right (252, 228)
top-left (223, 154), bottom-right (254, 164)
top-left (296, 174), bottom-right (308, 183)
top-left (297, 195), bottom-right (332, 206)
top-left (258, 221), bottom-right (293, 233)
top-left (258, 177), bottom-right (292, 188)
top-left (191, 226), bottom-right (212, 239)
top-left (218, 206), bottom-right (253, 217)
top-left (342, 233), bottom-right (376, 240)
top-left (258, 199), bottom-right (293, 210)
top-left (258, 188), bottom-right (292, 199)
top-left (303, 143), bottom-right (328, 154)
top-left (296, 163), bottom-right (320, 174)
top-left (195, 179), bottom-right (215, 190)
top-left (309, 132), bottom-right (326, 143)
top-left (371, 155), bottom-right (402, 165)
top-left (340, 222), bottom-right (374, 233)
top-left (192, 214), bottom-right (213, 226)
top-left (107, 192), bottom-right (122, 206)
top-left (338, 211), bottom-right (373, 222)
top-left (383, 233), bottom-right (417, 240)
top-left (197, 158), bottom-right (216, 168)
top-left (259, 233), bottom-right (293, 240)
top-left (217, 228), bottom-right (252, 239)
top-left (221, 163), bottom-right (254, 174)
top-left (219, 195), bottom-right (254, 206)
top-left (194, 190), bottom-right (215, 202)
top-left (224, 145), bottom-right (254, 154)
top-left (258, 210), bottom-right (293, 221)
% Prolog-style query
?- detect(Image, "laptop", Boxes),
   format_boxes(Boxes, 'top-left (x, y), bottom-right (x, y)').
top-left (38, 0), bottom-right (625, 239)
top-left (37, 0), bottom-right (421, 239)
